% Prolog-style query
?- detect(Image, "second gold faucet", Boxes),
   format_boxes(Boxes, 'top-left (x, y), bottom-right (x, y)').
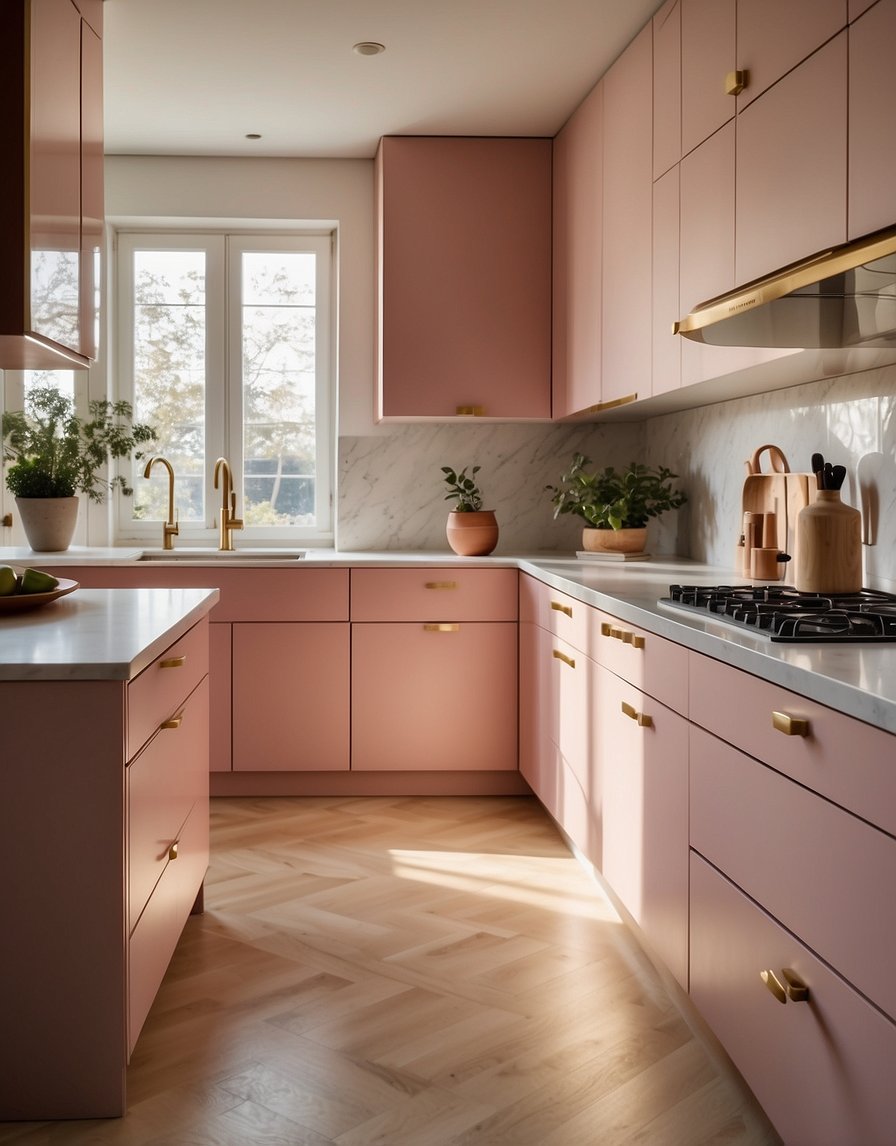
top-left (213, 457), bottom-right (244, 550)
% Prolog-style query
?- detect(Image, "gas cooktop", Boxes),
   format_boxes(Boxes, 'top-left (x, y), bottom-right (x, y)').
top-left (658, 584), bottom-right (896, 643)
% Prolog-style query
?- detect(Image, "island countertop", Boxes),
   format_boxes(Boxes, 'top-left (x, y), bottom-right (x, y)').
top-left (0, 586), bottom-right (220, 681)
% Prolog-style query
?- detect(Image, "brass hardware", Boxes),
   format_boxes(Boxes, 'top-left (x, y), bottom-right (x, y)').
top-left (772, 711), bottom-right (810, 737)
top-left (621, 631), bottom-right (646, 649)
top-left (424, 581), bottom-right (458, 590)
top-left (761, 969), bottom-right (787, 1004)
top-left (213, 457), bottom-right (244, 551)
top-left (781, 968), bottom-right (810, 1002)
top-left (161, 713), bottom-right (183, 730)
top-left (601, 622), bottom-right (613, 637)
top-left (621, 701), bottom-right (653, 728)
top-left (423, 623), bottom-right (459, 632)
top-left (142, 455), bottom-right (179, 550)
top-left (552, 650), bottom-right (575, 668)
top-left (168, 841), bottom-right (179, 861)
top-left (1, 513), bottom-right (12, 528)
top-left (455, 405), bottom-right (485, 417)
top-left (610, 627), bottom-right (624, 640)
top-left (565, 393), bottom-right (639, 418)
top-left (159, 655), bottom-right (186, 669)
top-left (551, 601), bottom-right (573, 617)
top-left (725, 69), bottom-right (748, 95)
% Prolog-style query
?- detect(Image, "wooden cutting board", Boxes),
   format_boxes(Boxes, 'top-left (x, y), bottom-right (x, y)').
top-left (740, 445), bottom-right (812, 569)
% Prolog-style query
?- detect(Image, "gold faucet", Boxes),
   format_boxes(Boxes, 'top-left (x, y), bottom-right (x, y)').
top-left (142, 455), bottom-right (179, 550)
top-left (213, 457), bottom-right (244, 551)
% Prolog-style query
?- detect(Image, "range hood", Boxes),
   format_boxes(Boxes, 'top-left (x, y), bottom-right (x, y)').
top-left (674, 226), bottom-right (896, 349)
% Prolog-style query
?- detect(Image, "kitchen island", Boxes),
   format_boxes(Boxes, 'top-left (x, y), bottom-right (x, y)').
top-left (0, 586), bottom-right (218, 1120)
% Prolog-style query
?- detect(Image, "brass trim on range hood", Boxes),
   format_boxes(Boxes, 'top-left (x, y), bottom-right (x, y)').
top-left (673, 226), bottom-right (896, 349)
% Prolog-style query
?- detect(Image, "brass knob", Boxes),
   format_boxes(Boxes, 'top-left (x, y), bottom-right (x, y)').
top-left (455, 405), bottom-right (485, 417)
top-left (168, 842), bottom-right (179, 861)
top-left (621, 701), bottom-right (653, 728)
top-left (761, 969), bottom-right (787, 1004)
top-left (423, 623), bottom-right (460, 632)
top-left (161, 713), bottom-right (183, 730)
top-left (552, 650), bottom-right (575, 668)
top-left (159, 655), bottom-right (186, 669)
top-left (781, 968), bottom-right (810, 1002)
top-left (772, 711), bottom-right (810, 737)
top-left (725, 69), bottom-right (748, 96)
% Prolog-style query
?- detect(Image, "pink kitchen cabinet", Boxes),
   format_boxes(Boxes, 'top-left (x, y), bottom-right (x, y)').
top-left (735, 32), bottom-right (847, 285)
top-left (601, 22), bottom-right (653, 406)
top-left (651, 164), bottom-right (681, 395)
top-left (232, 622), bottom-right (350, 771)
top-left (680, 0), bottom-right (735, 158)
top-left (652, 0), bottom-right (681, 180)
top-left (849, 0), bottom-right (879, 16)
top-left (376, 135), bottom-right (552, 420)
top-left (848, 0), bottom-right (896, 238)
top-left (552, 80), bottom-right (603, 418)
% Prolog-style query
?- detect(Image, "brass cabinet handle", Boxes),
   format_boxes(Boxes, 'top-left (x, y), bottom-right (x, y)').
top-left (601, 622), bottom-right (644, 649)
top-left (168, 841), bottom-right (179, 861)
top-left (781, 968), bottom-right (810, 1003)
top-left (552, 650), bottom-right (575, 668)
top-left (601, 622), bottom-right (613, 637)
top-left (772, 711), bottom-right (810, 737)
top-left (761, 969), bottom-right (787, 1004)
top-left (621, 630), bottom-right (646, 649)
top-left (550, 601), bottom-right (573, 617)
top-left (725, 69), bottom-right (748, 96)
top-left (423, 623), bottom-right (459, 632)
top-left (455, 405), bottom-right (484, 416)
top-left (425, 581), bottom-right (457, 590)
top-left (159, 655), bottom-right (186, 669)
top-left (160, 712), bottom-right (183, 730)
top-left (621, 700), bottom-right (653, 728)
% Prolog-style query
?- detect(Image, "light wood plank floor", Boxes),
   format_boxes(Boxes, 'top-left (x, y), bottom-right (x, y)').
top-left (0, 796), bottom-right (781, 1145)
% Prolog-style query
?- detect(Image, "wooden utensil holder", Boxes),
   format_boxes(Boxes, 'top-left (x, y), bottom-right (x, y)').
top-left (794, 491), bottom-right (862, 593)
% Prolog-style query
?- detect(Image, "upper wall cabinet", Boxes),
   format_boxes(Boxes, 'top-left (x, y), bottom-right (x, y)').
top-left (653, 0), bottom-right (681, 180)
top-left (680, 0), bottom-right (735, 158)
top-left (376, 136), bottom-right (552, 421)
top-left (0, 0), bottom-right (103, 369)
top-left (552, 82), bottom-right (603, 419)
top-left (848, 0), bottom-right (896, 239)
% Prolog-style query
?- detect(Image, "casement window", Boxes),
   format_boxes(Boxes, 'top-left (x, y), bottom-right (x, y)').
top-left (115, 231), bottom-right (334, 544)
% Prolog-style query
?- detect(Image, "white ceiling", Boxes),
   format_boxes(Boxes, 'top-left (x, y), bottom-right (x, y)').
top-left (103, 0), bottom-right (662, 159)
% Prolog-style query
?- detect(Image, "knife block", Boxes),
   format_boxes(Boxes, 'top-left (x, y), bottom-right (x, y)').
top-left (794, 491), bottom-right (862, 593)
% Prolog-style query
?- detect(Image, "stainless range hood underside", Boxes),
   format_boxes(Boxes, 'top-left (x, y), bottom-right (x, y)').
top-left (674, 226), bottom-right (896, 349)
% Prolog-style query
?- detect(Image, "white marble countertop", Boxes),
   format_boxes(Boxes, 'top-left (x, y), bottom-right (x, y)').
top-left (0, 587), bottom-right (219, 681)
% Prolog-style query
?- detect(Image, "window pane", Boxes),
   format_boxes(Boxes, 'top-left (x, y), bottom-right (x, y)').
top-left (241, 252), bottom-right (317, 526)
top-left (130, 250), bottom-right (207, 523)
top-left (23, 370), bottom-right (75, 402)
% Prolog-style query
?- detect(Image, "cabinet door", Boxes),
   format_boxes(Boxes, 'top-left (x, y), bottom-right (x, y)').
top-left (653, 0), bottom-right (681, 179)
top-left (232, 623), bottom-right (350, 771)
top-left (735, 32), bottom-right (847, 284)
top-left (377, 136), bottom-right (551, 419)
top-left (209, 623), bottom-right (232, 772)
top-left (601, 23), bottom-right (653, 405)
top-left (691, 854), bottom-right (896, 1146)
top-left (79, 16), bottom-right (103, 361)
top-left (552, 82), bottom-right (603, 418)
top-left (652, 165), bottom-right (681, 396)
top-left (680, 0), bottom-right (736, 157)
top-left (736, 0), bottom-right (847, 110)
top-left (848, 0), bottom-right (896, 238)
top-left (597, 666), bottom-right (688, 987)
top-left (352, 622), bottom-right (517, 771)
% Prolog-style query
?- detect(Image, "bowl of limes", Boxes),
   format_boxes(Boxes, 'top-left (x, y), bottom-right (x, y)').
top-left (0, 565), bottom-right (79, 612)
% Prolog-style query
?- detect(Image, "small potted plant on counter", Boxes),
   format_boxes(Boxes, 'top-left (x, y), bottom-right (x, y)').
top-left (442, 464), bottom-right (499, 556)
top-left (546, 453), bottom-right (687, 555)
top-left (1, 386), bottom-right (156, 552)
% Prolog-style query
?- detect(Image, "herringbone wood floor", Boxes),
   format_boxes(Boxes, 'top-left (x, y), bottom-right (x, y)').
top-left (0, 796), bottom-right (780, 1145)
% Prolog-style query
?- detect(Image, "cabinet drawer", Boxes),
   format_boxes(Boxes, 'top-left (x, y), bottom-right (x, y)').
top-left (690, 854), bottom-right (896, 1146)
top-left (351, 568), bottom-right (518, 621)
top-left (127, 618), bottom-right (208, 761)
top-left (689, 651), bottom-right (896, 836)
top-left (128, 799), bottom-right (208, 1056)
top-left (519, 574), bottom-right (591, 654)
top-left (592, 610), bottom-right (688, 715)
top-left (128, 677), bottom-right (209, 932)
top-left (690, 724), bottom-right (896, 1021)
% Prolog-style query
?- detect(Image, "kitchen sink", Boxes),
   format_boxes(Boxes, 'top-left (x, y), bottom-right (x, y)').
top-left (138, 548), bottom-right (308, 563)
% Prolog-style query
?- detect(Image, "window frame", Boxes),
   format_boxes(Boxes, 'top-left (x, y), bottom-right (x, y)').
top-left (114, 228), bottom-right (335, 546)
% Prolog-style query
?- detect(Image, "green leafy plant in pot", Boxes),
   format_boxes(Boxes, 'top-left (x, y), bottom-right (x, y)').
top-left (2, 386), bottom-right (157, 551)
top-left (442, 465), bottom-right (499, 556)
top-left (546, 453), bottom-right (687, 554)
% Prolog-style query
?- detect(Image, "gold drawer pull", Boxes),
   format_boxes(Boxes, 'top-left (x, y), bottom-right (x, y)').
top-left (620, 630), bottom-right (646, 649)
top-left (550, 601), bottom-right (573, 617)
top-left (601, 622), bottom-right (613, 637)
top-left (781, 968), bottom-right (810, 1003)
top-left (160, 712), bottom-right (183, 730)
top-left (725, 68), bottom-right (748, 96)
top-left (425, 581), bottom-right (457, 590)
top-left (761, 969), bottom-right (787, 1004)
top-left (168, 841), bottom-right (179, 861)
top-left (552, 650), bottom-right (575, 668)
top-left (455, 405), bottom-right (484, 416)
top-left (621, 701), bottom-right (653, 728)
top-left (423, 623), bottom-right (459, 632)
top-left (772, 711), bottom-right (810, 737)
top-left (159, 655), bottom-right (186, 669)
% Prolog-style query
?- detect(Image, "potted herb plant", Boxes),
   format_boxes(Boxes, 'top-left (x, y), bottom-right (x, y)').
top-left (1, 386), bottom-right (156, 551)
top-left (441, 465), bottom-right (499, 556)
top-left (546, 453), bottom-right (687, 554)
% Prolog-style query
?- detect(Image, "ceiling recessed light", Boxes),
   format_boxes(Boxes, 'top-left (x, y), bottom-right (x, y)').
top-left (245, 133), bottom-right (262, 140)
top-left (353, 41), bottom-right (385, 56)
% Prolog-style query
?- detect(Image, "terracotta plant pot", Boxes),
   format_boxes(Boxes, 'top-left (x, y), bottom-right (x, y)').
top-left (447, 510), bottom-right (499, 557)
top-left (582, 526), bottom-right (647, 554)
top-left (15, 496), bottom-right (79, 552)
